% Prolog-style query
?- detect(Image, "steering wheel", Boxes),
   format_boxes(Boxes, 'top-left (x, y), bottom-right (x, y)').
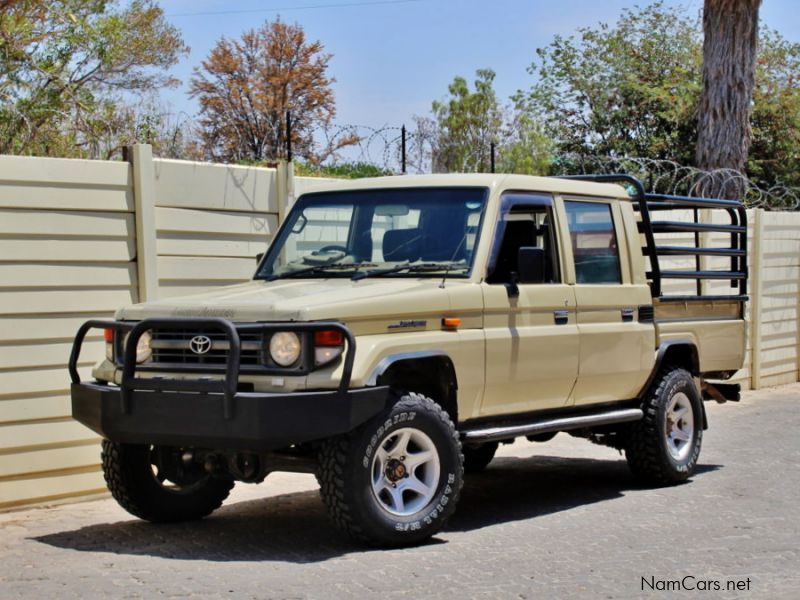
top-left (302, 245), bottom-right (348, 266)
top-left (314, 245), bottom-right (348, 255)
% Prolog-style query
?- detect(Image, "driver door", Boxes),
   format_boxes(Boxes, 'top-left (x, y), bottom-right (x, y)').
top-left (479, 193), bottom-right (579, 417)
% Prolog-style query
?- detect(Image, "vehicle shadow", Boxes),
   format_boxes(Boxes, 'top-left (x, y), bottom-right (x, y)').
top-left (450, 456), bottom-right (718, 531)
top-left (33, 455), bottom-right (720, 563)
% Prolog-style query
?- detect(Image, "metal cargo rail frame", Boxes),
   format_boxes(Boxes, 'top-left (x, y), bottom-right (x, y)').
top-left (561, 174), bottom-right (748, 303)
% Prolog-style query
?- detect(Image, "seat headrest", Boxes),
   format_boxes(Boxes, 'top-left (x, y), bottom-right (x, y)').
top-left (382, 228), bottom-right (421, 262)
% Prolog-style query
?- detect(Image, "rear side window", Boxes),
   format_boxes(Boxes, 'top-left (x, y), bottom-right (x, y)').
top-left (564, 201), bottom-right (621, 284)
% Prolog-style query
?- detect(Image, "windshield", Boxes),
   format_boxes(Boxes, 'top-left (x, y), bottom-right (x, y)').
top-left (255, 187), bottom-right (488, 281)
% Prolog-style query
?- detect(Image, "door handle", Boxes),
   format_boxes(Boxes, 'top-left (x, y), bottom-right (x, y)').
top-left (553, 310), bottom-right (569, 325)
top-left (621, 307), bottom-right (635, 322)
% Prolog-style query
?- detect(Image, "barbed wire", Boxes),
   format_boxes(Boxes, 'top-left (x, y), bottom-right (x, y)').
top-left (307, 122), bottom-right (437, 173)
top-left (549, 154), bottom-right (800, 210)
top-left (306, 123), bottom-right (800, 210)
top-left (3, 103), bottom-right (797, 210)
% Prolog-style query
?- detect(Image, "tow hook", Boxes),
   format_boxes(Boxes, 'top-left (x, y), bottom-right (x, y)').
top-left (702, 381), bottom-right (741, 404)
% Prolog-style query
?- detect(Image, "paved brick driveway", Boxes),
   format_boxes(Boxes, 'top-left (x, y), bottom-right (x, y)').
top-left (2, 385), bottom-right (799, 599)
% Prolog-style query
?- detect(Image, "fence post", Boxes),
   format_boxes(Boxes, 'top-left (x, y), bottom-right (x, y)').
top-left (401, 125), bottom-right (407, 174)
top-left (128, 144), bottom-right (159, 302)
top-left (750, 208), bottom-right (765, 389)
top-left (286, 111), bottom-right (293, 162)
top-left (276, 160), bottom-right (295, 225)
top-left (286, 159), bottom-right (295, 213)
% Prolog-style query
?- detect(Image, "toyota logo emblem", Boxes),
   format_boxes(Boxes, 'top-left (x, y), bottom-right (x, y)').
top-left (189, 335), bottom-right (212, 355)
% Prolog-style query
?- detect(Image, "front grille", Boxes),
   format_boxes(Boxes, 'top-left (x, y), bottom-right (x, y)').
top-left (148, 329), bottom-right (264, 367)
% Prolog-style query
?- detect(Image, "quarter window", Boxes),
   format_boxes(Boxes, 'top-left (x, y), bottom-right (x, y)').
top-left (564, 201), bottom-right (621, 284)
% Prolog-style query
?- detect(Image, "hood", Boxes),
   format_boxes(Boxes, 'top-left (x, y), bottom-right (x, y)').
top-left (116, 278), bottom-right (478, 326)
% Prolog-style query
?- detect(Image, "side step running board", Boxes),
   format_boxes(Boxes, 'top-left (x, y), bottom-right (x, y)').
top-left (460, 408), bottom-right (643, 444)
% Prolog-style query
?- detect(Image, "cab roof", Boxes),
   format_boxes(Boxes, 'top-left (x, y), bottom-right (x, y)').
top-left (296, 173), bottom-right (631, 200)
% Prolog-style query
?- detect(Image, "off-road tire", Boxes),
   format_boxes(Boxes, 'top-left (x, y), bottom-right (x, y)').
top-left (463, 442), bottom-right (498, 473)
top-left (101, 440), bottom-right (234, 522)
top-left (317, 392), bottom-right (464, 547)
top-left (625, 367), bottom-right (703, 486)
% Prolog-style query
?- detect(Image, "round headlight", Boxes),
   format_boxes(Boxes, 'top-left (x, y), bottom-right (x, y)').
top-left (123, 330), bottom-right (153, 364)
top-left (269, 331), bottom-right (301, 366)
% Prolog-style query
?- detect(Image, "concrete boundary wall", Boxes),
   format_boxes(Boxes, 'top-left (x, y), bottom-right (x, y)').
top-left (152, 156), bottom-right (281, 299)
top-left (0, 148), bottom-right (295, 508)
top-left (0, 145), bottom-right (798, 508)
top-left (0, 155), bottom-right (137, 507)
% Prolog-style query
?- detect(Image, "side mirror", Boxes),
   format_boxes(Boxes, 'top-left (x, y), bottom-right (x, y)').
top-left (256, 252), bottom-right (264, 264)
top-left (518, 247), bottom-right (546, 284)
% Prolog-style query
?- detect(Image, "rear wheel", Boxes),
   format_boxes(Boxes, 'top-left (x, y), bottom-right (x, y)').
top-left (101, 441), bottom-right (234, 522)
top-left (625, 367), bottom-right (703, 485)
top-left (318, 392), bottom-right (464, 547)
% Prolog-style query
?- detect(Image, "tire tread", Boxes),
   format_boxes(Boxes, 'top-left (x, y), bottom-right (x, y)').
top-left (101, 440), bottom-right (234, 522)
top-left (625, 367), bottom-right (702, 486)
top-left (317, 392), bottom-right (463, 546)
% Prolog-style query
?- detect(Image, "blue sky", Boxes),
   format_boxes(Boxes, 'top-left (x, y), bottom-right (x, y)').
top-left (158, 0), bottom-right (800, 128)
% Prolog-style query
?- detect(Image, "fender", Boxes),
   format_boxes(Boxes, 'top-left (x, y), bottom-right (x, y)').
top-left (365, 350), bottom-right (453, 387)
top-left (638, 340), bottom-right (707, 429)
top-left (365, 350), bottom-right (459, 423)
top-left (638, 340), bottom-right (699, 397)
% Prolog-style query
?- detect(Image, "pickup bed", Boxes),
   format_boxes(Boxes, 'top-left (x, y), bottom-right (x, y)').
top-left (70, 173), bottom-right (747, 546)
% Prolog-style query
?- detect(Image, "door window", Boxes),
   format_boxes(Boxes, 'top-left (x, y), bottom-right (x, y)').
top-left (487, 206), bottom-right (560, 284)
top-left (564, 201), bottom-right (621, 284)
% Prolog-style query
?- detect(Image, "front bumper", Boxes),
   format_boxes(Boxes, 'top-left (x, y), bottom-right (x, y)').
top-left (69, 317), bottom-right (389, 452)
top-left (71, 382), bottom-right (390, 452)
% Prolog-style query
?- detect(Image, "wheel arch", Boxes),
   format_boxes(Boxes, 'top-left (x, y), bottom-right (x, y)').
top-left (367, 351), bottom-right (459, 424)
top-left (642, 340), bottom-right (700, 390)
top-left (639, 340), bottom-right (707, 429)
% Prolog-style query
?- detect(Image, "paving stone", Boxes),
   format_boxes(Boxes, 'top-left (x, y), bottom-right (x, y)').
top-left (1, 385), bottom-right (798, 599)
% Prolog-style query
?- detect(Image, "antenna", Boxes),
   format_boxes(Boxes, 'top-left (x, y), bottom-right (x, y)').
top-left (439, 229), bottom-right (468, 289)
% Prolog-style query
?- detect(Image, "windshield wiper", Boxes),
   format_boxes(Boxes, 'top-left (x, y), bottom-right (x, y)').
top-left (351, 262), bottom-right (467, 281)
top-left (264, 261), bottom-right (375, 281)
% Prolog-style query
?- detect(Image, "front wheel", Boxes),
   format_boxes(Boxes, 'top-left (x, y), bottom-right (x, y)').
top-left (318, 392), bottom-right (464, 547)
top-left (625, 367), bottom-right (703, 485)
top-left (101, 441), bottom-right (234, 522)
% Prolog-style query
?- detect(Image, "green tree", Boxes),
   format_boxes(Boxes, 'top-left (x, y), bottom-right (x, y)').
top-left (429, 69), bottom-right (551, 174)
top-left (521, 3), bottom-right (700, 164)
top-left (0, 0), bottom-right (188, 158)
top-left (293, 161), bottom-right (390, 179)
top-left (431, 69), bottom-right (504, 173)
top-left (497, 103), bottom-right (552, 175)
top-left (520, 2), bottom-right (800, 188)
top-left (74, 98), bottom-right (197, 160)
top-left (748, 28), bottom-right (800, 188)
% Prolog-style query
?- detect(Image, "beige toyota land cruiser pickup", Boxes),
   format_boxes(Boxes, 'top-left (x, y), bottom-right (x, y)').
top-left (69, 173), bottom-right (747, 546)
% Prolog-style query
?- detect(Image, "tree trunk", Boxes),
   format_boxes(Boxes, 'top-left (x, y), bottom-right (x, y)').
top-left (695, 0), bottom-right (761, 198)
